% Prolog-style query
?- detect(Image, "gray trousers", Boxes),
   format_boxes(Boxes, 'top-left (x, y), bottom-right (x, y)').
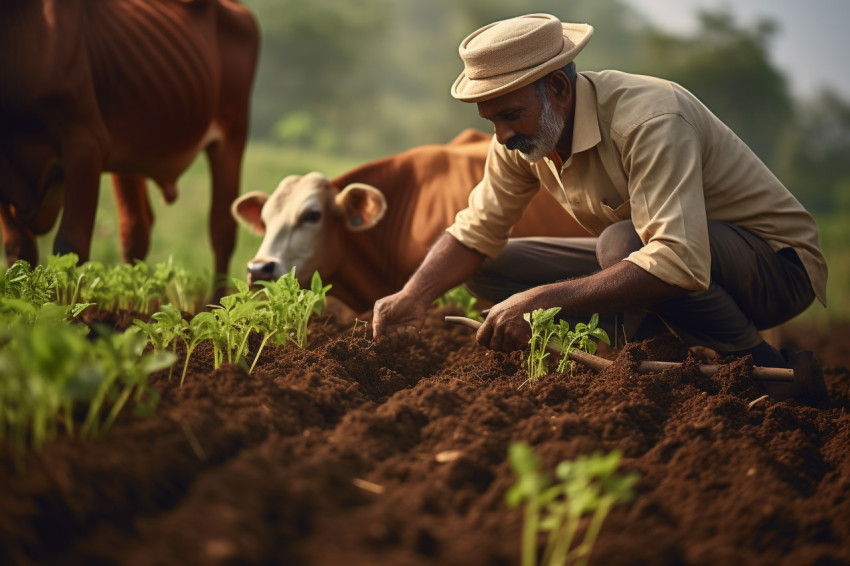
top-left (465, 220), bottom-right (816, 352)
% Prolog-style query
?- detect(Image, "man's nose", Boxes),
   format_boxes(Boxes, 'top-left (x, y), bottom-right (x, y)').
top-left (494, 122), bottom-right (515, 146)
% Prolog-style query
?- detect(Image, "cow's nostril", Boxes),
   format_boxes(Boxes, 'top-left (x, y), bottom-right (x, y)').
top-left (247, 260), bottom-right (276, 282)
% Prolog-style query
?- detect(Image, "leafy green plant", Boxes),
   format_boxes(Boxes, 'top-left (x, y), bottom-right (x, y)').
top-left (553, 314), bottom-right (610, 374)
top-left (79, 328), bottom-right (174, 438)
top-left (436, 285), bottom-right (483, 321)
top-left (523, 307), bottom-right (562, 381)
top-left (0, 320), bottom-right (173, 460)
top-left (522, 308), bottom-right (610, 381)
top-left (46, 254), bottom-right (85, 306)
top-left (2, 260), bottom-right (54, 307)
top-left (133, 304), bottom-right (190, 381)
top-left (506, 442), bottom-right (639, 566)
top-left (258, 268), bottom-right (331, 348)
top-left (158, 258), bottom-right (211, 314)
top-left (209, 279), bottom-right (265, 369)
top-left (180, 311), bottom-right (219, 385)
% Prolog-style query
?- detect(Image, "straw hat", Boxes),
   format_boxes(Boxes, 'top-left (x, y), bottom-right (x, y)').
top-left (451, 14), bottom-right (593, 102)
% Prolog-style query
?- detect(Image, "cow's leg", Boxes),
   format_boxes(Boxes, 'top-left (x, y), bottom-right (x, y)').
top-left (111, 173), bottom-right (153, 262)
top-left (53, 134), bottom-right (106, 263)
top-left (205, 136), bottom-right (245, 291)
top-left (0, 202), bottom-right (38, 266)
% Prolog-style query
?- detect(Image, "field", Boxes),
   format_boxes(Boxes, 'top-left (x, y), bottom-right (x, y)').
top-left (2, 142), bottom-right (849, 565)
top-left (3, 141), bottom-right (848, 322)
top-left (1, 301), bottom-right (849, 565)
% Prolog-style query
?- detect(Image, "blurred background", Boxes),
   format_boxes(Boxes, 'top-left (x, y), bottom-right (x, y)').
top-left (7, 0), bottom-right (849, 320)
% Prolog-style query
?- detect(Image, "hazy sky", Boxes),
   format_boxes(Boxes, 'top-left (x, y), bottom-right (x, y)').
top-left (627, 0), bottom-right (849, 99)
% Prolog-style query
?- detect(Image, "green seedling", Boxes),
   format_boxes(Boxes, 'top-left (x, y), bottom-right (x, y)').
top-left (506, 442), bottom-right (639, 566)
top-left (256, 268), bottom-right (331, 349)
top-left (133, 304), bottom-right (190, 381)
top-left (80, 327), bottom-right (174, 438)
top-left (522, 308), bottom-right (610, 382)
top-left (212, 278), bottom-right (265, 368)
top-left (523, 307), bottom-right (562, 381)
top-left (0, 320), bottom-right (173, 465)
top-left (554, 314), bottom-right (610, 374)
top-left (436, 285), bottom-right (483, 321)
top-left (2, 260), bottom-right (54, 307)
top-left (180, 311), bottom-right (219, 385)
top-left (46, 253), bottom-right (86, 306)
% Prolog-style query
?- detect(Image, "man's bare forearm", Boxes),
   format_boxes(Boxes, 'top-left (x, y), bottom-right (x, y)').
top-left (537, 259), bottom-right (686, 316)
top-left (400, 233), bottom-right (486, 305)
top-left (476, 259), bottom-right (687, 351)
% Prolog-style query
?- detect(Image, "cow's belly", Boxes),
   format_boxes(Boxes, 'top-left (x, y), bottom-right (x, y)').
top-left (105, 122), bottom-right (223, 184)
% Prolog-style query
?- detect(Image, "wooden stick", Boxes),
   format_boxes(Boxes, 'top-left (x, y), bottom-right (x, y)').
top-left (444, 315), bottom-right (794, 382)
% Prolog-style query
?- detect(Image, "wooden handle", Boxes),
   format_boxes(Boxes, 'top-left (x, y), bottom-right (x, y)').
top-left (444, 316), bottom-right (794, 382)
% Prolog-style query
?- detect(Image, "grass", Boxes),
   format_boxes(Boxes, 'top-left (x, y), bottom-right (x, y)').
top-left (1, 143), bottom-right (364, 285)
top-left (797, 213), bottom-right (850, 323)
top-left (2, 142), bottom-right (847, 320)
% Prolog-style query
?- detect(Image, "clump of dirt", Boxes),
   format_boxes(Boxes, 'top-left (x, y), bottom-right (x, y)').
top-left (1, 307), bottom-right (848, 566)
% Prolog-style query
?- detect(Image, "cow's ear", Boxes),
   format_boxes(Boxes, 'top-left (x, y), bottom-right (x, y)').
top-left (333, 183), bottom-right (387, 231)
top-left (231, 191), bottom-right (269, 235)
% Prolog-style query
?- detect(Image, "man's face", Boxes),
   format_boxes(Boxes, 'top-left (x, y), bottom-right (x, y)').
top-left (477, 82), bottom-right (565, 162)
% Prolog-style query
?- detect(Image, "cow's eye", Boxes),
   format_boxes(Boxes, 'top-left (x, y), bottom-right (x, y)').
top-left (299, 209), bottom-right (322, 224)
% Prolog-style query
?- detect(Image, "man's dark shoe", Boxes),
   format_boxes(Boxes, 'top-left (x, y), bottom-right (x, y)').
top-left (762, 349), bottom-right (830, 407)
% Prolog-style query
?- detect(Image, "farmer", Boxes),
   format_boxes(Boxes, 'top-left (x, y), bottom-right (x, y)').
top-left (372, 13), bottom-right (828, 402)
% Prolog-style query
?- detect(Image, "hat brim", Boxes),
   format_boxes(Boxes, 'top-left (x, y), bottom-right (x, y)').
top-left (451, 23), bottom-right (593, 103)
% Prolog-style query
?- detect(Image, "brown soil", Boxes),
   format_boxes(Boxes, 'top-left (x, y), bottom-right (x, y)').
top-left (2, 308), bottom-right (849, 566)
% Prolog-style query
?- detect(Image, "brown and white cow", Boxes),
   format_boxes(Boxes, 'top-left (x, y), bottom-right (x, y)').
top-left (0, 0), bottom-right (258, 280)
top-left (231, 129), bottom-right (590, 312)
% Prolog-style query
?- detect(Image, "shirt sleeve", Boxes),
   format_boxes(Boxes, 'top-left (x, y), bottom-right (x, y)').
top-left (622, 114), bottom-right (711, 291)
top-left (446, 136), bottom-right (542, 258)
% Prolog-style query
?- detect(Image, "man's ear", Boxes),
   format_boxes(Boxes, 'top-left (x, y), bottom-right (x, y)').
top-left (332, 183), bottom-right (387, 231)
top-left (548, 70), bottom-right (573, 109)
top-left (231, 191), bottom-right (269, 235)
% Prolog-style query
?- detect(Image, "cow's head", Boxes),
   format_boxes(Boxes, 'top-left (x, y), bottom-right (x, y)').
top-left (231, 171), bottom-right (387, 287)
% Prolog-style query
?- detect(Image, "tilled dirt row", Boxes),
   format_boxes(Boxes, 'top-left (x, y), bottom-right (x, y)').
top-left (1, 309), bottom-right (849, 565)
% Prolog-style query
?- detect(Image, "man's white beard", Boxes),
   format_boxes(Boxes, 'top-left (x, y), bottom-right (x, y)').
top-left (518, 97), bottom-right (565, 163)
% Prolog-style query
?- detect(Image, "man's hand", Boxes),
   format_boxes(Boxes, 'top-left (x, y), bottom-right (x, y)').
top-left (372, 291), bottom-right (430, 349)
top-left (475, 288), bottom-right (540, 352)
top-left (372, 234), bottom-right (487, 349)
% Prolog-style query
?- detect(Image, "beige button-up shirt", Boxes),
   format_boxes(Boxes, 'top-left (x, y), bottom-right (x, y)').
top-left (448, 70), bottom-right (828, 305)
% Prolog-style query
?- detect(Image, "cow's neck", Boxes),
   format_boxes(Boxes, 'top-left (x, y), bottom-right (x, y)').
top-left (328, 227), bottom-right (408, 313)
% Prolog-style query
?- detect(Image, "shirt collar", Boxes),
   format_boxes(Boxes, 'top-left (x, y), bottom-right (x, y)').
top-left (572, 73), bottom-right (602, 154)
top-left (542, 73), bottom-right (601, 171)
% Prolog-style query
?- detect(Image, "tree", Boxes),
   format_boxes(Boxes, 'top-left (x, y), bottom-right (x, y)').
top-left (637, 10), bottom-right (794, 164)
top-left (775, 89), bottom-right (850, 213)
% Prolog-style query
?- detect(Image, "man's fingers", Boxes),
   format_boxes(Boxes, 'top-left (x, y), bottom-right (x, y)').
top-left (379, 324), bottom-right (419, 350)
top-left (475, 319), bottom-right (493, 349)
top-left (475, 316), bottom-right (528, 352)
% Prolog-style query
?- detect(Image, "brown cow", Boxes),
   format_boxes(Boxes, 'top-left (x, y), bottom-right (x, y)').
top-left (0, 0), bottom-right (258, 280)
top-left (231, 129), bottom-right (591, 312)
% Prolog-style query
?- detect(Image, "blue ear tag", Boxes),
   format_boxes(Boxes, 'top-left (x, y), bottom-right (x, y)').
top-left (351, 215), bottom-right (363, 227)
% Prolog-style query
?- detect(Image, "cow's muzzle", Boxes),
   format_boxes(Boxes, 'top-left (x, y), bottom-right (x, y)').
top-left (246, 259), bottom-right (279, 286)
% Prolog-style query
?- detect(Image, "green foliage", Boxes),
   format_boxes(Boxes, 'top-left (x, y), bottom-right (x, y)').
top-left (523, 307), bottom-right (562, 381)
top-left (523, 309), bottom-right (610, 382)
top-left (638, 10), bottom-right (792, 163)
top-left (435, 286), bottom-right (483, 321)
top-left (257, 268), bottom-right (331, 349)
top-left (553, 314), bottom-right (610, 374)
top-left (0, 255), bottom-right (332, 462)
top-left (0, 318), bottom-right (173, 460)
top-left (133, 268), bottom-right (332, 382)
top-left (506, 442), bottom-right (639, 566)
top-left (2, 254), bottom-right (211, 316)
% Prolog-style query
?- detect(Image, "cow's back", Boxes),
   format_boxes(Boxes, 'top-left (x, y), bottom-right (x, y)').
top-left (327, 130), bottom-right (589, 309)
top-left (332, 130), bottom-right (586, 258)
